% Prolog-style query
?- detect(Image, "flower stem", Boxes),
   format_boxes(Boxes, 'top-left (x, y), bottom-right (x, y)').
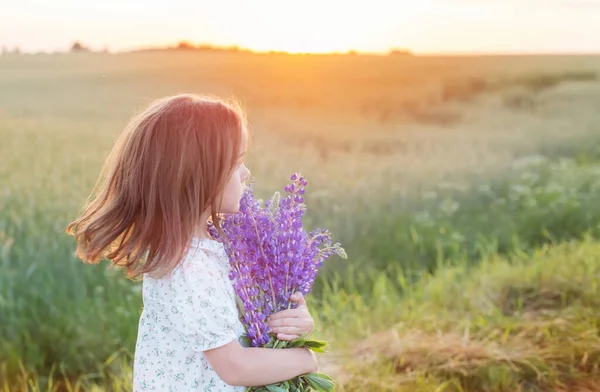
top-left (248, 207), bottom-right (278, 311)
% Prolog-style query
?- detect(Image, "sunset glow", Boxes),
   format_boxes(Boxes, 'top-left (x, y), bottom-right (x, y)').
top-left (2, 0), bottom-right (599, 54)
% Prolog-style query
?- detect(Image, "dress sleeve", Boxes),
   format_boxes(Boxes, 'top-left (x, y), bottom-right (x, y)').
top-left (167, 249), bottom-right (241, 352)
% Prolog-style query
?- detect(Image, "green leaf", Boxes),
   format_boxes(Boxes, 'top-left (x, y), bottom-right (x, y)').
top-left (303, 373), bottom-right (336, 391)
top-left (310, 373), bottom-right (334, 382)
top-left (302, 339), bottom-right (328, 352)
top-left (303, 339), bottom-right (328, 348)
top-left (264, 335), bottom-right (277, 348)
top-left (240, 335), bottom-right (252, 348)
top-left (265, 384), bottom-right (288, 392)
top-left (273, 339), bottom-right (288, 349)
top-left (289, 338), bottom-right (307, 348)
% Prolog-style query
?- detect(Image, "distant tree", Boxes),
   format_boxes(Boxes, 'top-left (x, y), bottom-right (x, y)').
top-left (176, 41), bottom-right (196, 50)
top-left (389, 48), bottom-right (413, 57)
top-left (71, 41), bottom-right (90, 53)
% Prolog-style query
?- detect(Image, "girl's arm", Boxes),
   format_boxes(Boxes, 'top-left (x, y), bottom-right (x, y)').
top-left (204, 340), bottom-right (318, 386)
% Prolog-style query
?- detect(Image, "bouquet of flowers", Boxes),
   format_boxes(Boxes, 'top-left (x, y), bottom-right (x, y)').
top-left (211, 174), bottom-right (347, 392)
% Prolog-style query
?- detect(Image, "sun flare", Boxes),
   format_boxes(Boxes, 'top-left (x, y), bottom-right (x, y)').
top-left (207, 0), bottom-right (436, 54)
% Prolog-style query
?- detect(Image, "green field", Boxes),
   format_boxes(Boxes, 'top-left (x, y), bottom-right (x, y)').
top-left (1, 51), bottom-right (600, 391)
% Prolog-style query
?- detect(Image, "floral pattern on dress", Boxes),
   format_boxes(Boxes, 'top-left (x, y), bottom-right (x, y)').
top-left (133, 237), bottom-right (245, 392)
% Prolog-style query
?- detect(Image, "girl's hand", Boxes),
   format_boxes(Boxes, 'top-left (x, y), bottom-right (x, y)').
top-left (266, 292), bottom-right (315, 341)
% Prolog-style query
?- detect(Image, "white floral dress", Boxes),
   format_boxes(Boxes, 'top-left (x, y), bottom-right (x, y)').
top-left (133, 237), bottom-right (245, 392)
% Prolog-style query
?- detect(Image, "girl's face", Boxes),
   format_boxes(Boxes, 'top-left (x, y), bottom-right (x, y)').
top-left (220, 129), bottom-right (250, 214)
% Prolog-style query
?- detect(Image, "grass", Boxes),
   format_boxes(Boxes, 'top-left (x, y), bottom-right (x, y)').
top-left (337, 149), bottom-right (600, 276)
top-left (5, 235), bottom-right (600, 391)
top-left (327, 237), bottom-right (600, 391)
top-left (2, 51), bottom-right (600, 390)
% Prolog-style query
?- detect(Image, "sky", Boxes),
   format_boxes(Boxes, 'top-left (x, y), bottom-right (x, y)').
top-left (1, 0), bottom-right (599, 54)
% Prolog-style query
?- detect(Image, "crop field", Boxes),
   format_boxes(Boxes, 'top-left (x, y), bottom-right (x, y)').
top-left (1, 51), bottom-right (600, 391)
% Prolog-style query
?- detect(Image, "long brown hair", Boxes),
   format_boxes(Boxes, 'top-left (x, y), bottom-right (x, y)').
top-left (66, 94), bottom-right (246, 278)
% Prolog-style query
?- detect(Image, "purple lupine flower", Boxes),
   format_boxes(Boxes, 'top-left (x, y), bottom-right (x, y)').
top-left (211, 174), bottom-right (346, 347)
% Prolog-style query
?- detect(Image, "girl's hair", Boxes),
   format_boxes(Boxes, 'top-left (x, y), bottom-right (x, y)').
top-left (66, 94), bottom-right (246, 278)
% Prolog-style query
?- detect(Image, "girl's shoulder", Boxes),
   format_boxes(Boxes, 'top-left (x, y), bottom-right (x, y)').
top-left (189, 237), bottom-right (225, 252)
top-left (188, 237), bottom-right (227, 262)
top-left (178, 237), bottom-right (230, 275)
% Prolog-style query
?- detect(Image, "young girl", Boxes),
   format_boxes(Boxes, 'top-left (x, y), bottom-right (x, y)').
top-left (67, 94), bottom-right (318, 391)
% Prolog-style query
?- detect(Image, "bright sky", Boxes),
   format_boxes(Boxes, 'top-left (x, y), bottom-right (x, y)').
top-left (2, 0), bottom-right (599, 54)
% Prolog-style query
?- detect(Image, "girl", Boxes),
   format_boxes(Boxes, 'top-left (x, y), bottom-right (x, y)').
top-left (67, 94), bottom-right (318, 391)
